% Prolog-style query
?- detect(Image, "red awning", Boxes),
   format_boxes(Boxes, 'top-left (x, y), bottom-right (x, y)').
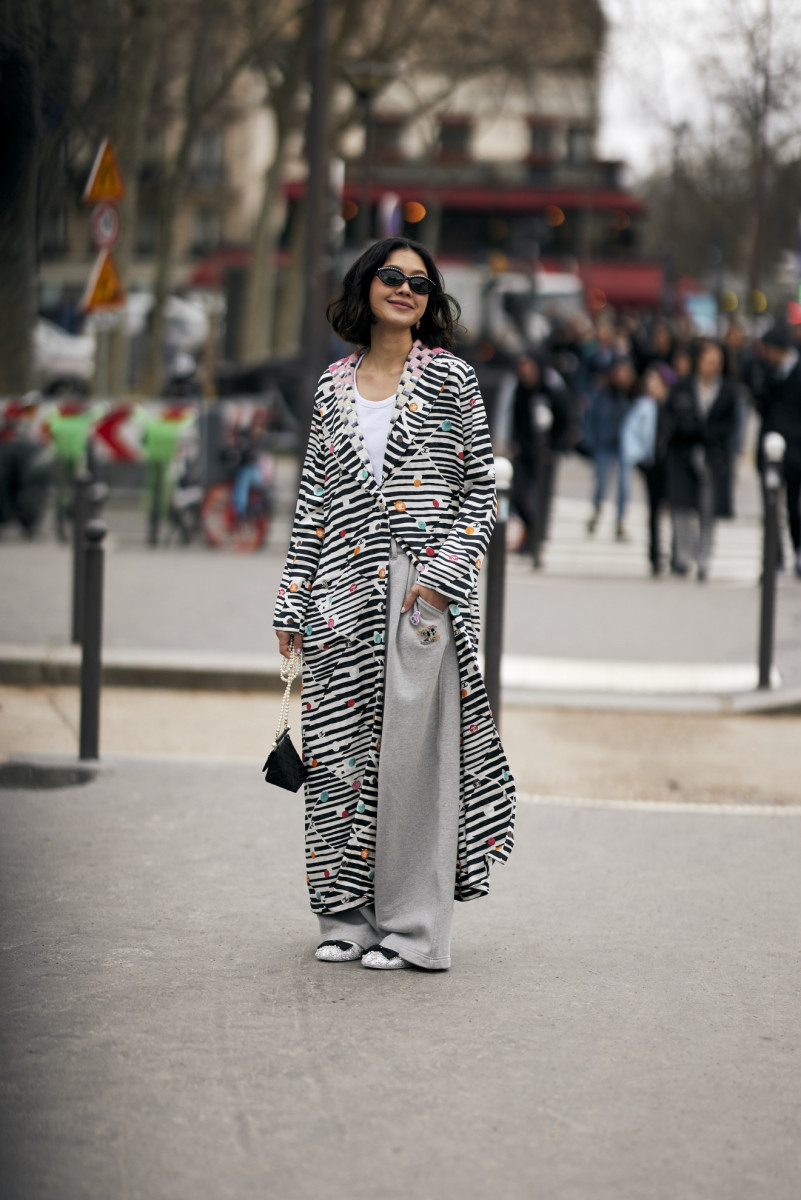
top-left (284, 179), bottom-right (647, 216)
top-left (579, 261), bottom-right (664, 307)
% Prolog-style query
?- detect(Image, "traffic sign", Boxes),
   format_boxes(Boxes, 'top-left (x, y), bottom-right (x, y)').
top-left (81, 249), bottom-right (126, 312)
top-left (83, 138), bottom-right (126, 204)
top-left (90, 202), bottom-right (121, 249)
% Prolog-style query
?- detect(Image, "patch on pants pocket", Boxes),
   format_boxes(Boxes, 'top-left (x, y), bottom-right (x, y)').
top-left (417, 623), bottom-right (440, 644)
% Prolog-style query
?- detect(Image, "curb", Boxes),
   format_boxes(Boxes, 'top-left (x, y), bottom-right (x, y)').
top-left (2, 644), bottom-right (800, 714)
top-left (0, 645), bottom-right (284, 693)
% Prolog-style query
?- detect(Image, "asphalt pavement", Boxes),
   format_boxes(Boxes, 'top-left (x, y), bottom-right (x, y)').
top-left (2, 451), bottom-right (800, 1199)
top-left (1, 455), bottom-right (800, 707)
top-left (1, 756), bottom-right (799, 1200)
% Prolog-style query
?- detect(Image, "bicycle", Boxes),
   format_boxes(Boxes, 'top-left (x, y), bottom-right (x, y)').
top-left (200, 465), bottom-right (272, 552)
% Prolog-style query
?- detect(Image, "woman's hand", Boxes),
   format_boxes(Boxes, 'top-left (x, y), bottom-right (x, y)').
top-left (276, 629), bottom-right (303, 659)
top-left (401, 583), bottom-right (448, 614)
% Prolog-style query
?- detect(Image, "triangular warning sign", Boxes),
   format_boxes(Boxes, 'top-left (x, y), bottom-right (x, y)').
top-left (81, 249), bottom-right (126, 312)
top-left (83, 138), bottom-right (126, 204)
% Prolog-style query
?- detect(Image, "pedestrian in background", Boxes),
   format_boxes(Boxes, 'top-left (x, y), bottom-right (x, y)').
top-left (584, 355), bottom-right (637, 540)
top-left (756, 322), bottom-right (801, 577)
top-left (621, 363), bottom-right (675, 575)
top-left (510, 352), bottom-right (571, 554)
top-left (662, 341), bottom-right (738, 581)
top-left (273, 237), bottom-right (516, 972)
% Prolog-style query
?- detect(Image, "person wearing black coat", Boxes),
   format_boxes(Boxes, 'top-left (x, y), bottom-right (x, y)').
top-left (755, 322), bottom-right (801, 576)
top-left (510, 353), bottom-right (571, 554)
top-left (661, 341), bottom-right (739, 581)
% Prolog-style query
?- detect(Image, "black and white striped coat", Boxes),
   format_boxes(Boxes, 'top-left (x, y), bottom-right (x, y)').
top-left (273, 340), bottom-right (516, 914)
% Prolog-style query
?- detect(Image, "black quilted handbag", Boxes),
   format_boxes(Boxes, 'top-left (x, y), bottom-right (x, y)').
top-left (263, 642), bottom-right (307, 792)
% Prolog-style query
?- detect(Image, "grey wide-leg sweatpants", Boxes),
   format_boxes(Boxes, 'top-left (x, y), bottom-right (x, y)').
top-left (317, 539), bottom-right (461, 969)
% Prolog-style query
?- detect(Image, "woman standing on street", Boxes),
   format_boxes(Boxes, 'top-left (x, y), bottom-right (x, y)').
top-left (584, 355), bottom-right (637, 540)
top-left (273, 238), bottom-right (516, 971)
top-left (662, 340), bottom-right (739, 581)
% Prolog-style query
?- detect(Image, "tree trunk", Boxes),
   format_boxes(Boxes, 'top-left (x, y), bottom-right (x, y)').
top-left (108, 0), bottom-right (164, 395)
top-left (0, 0), bottom-right (39, 394)
top-left (273, 197), bottom-right (306, 353)
top-left (142, 163), bottom-right (188, 395)
top-left (238, 141), bottom-right (291, 361)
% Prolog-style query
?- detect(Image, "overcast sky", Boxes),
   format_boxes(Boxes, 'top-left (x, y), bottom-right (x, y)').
top-left (596, 0), bottom-right (762, 178)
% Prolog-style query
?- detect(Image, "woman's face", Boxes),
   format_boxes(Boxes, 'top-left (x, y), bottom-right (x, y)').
top-left (517, 356), bottom-right (540, 386)
top-left (697, 344), bottom-right (723, 381)
top-left (611, 361), bottom-right (635, 391)
top-left (368, 247), bottom-right (430, 334)
top-left (652, 324), bottom-right (671, 354)
top-left (644, 367), bottom-right (668, 402)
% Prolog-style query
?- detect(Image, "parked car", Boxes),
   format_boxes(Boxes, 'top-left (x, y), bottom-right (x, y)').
top-left (33, 318), bottom-right (95, 395)
top-left (84, 293), bottom-right (210, 356)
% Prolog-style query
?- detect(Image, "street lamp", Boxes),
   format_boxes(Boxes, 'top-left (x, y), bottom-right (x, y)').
top-left (341, 60), bottom-right (396, 248)
top-left (758, 431), bottom-right (786, 689)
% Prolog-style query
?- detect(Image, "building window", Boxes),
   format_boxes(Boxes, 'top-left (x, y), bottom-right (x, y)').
top-left (190, 129), bottom-right (225, 187)
top-left (136, 207), bottom-right (160, 257)
top-left (192, 207), bottom-right (222, 254)
top-left (529, 124), bottom-right (554, 159)
top-left (41, 206), bottom-right (69, 255)
top-left (567, 127), bottom-right (594, 166)
top-left (438, 121), bottom-right (472, 161)
top-left (373, 117), bottom-right (405, 161)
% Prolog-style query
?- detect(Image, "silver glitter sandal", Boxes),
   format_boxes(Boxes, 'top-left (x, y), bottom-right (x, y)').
top-left (315, 939), bottom-right (364, 963)
top-left (361, 944), bottom-right (407, 970)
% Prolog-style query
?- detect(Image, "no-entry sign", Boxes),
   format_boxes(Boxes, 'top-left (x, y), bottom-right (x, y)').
top-left (90, 202), bottom-right (121, 249)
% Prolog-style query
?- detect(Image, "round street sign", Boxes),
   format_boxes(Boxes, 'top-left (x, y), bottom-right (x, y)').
top-left (91, 202), bottom-right (121, 249)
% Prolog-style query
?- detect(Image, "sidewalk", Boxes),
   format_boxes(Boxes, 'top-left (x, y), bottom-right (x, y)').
top-left (1, 755), bottom-right (799, 1200)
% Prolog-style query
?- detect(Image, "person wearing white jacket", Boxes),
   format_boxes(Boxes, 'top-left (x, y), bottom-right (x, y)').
top-left (621, 364), bottom-right (675, 575)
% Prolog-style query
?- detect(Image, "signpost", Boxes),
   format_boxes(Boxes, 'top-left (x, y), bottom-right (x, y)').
top-left (90, 202), bottom-right (121, 250)
top-left (81, 139), bottom-right (127, 396)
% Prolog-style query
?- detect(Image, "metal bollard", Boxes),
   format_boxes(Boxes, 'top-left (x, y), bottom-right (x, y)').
top-left (90, 480), bottom-right (109, 519)
top-left (758, 432), bottom-right (786, 689)
top-left (484, 456), bottom-right (513, 732)
top-left (531, 403), bottom-right (554, 569)
top-left (148, 463), bottom-right (164, 548)
top-left (71, 470), bottom-right (93, 645)
top-left (79, 520), bottom-right (107, 760)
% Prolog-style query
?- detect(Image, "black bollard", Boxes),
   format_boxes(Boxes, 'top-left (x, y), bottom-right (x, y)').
top-left (148, 463), bottom-right (164, 548)
top-left (484, 457), bottom-right (513, 732)
top-left (531, 403), bottom-right (553, 569)
top-left (758, 432), bottom-right (786, 689)
top-left (79, 520), bottom-right (107, 760)
top-left (71, 470), bottom-right (93, 645)
top-left (90, 480), bottom-right (109, 519)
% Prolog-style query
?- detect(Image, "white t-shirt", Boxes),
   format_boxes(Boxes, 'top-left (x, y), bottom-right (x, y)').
top-left (353, 360), bottom-right (396, 480)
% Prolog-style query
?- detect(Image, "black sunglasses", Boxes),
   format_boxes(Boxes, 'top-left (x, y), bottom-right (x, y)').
top-left (375, 266), bottom-right (436, 295)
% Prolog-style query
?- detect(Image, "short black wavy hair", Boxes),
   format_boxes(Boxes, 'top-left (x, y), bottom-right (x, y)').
top-left (327, 237), bottom-right (460, 351)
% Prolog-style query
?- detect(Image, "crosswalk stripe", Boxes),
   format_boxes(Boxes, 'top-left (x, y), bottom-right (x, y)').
top-left (512, 497), bottom-right (764, 583)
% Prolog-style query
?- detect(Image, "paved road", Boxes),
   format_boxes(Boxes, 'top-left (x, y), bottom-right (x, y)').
top-left (2, 685), bottom-right (798, 804)
top-left (2, 454), bottom-right (800, 692)
top-left (0, 757), bottom-right (798, 1200)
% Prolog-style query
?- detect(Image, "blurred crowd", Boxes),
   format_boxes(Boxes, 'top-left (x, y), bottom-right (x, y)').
top-left (504, 314), bottom-right (801, 580)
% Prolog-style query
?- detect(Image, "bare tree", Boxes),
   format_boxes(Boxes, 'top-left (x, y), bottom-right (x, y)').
top-left (243, 0), bottom-right (605, 355)
top-left (107, 0), bottom-right (166, 392)
top-left (631, 0), bottom-right (801, 299)
top-left (140, 0), bottom-right (304, 392)
top-left (0, 0), bottom-right (40, 393)
top-left (702, 0), bottom-right (801, 293)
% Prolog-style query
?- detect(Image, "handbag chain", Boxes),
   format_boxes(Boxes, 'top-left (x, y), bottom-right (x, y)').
top-left (275, 642), bottom-right (301, 745)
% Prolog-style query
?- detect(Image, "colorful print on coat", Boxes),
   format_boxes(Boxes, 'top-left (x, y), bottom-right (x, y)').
top-left (272, 340), bottom-right (516, 914)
